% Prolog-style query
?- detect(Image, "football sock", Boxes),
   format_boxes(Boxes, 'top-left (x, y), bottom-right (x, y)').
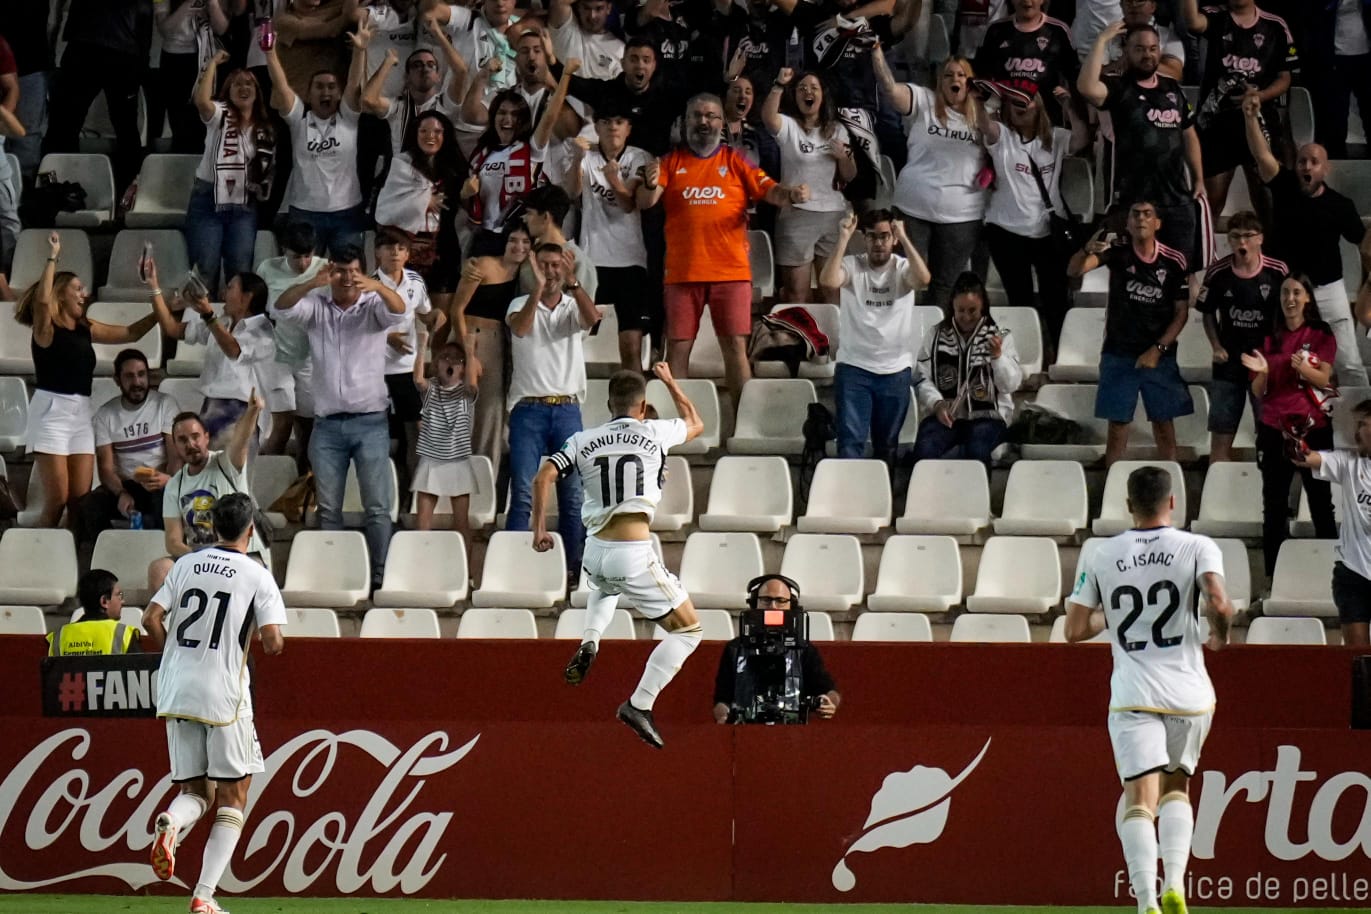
top-left (1120, 805), bottom-right (1159, 914)
top-left (1158, 791), bottom-right (1194, 893)
top-left (630, 623), bottom-right (702, 711)
top-left (194, 806), bottom-right (245, 902)
top-left (167, 793), bottom-right (208, 843)
top-left (581, 588), bottom-right (619, 650)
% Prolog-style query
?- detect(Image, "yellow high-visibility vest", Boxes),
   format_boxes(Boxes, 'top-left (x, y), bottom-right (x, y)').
top-left (46, 619), bottom-right (136, 657)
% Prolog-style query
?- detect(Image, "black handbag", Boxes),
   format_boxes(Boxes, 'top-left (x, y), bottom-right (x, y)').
top-left (1027, 154), bottom-right (1083, 260)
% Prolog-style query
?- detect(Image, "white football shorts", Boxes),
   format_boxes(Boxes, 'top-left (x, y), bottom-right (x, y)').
top-left (1108, 709), bottom-right (1213, 781)
top-left (582, 536), bottom-right (688, 621)
top-left (165, 714), bottom-right (265, 782)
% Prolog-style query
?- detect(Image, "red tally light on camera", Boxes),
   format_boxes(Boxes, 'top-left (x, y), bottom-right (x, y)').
top-left (764, 610), bottom-right (785, 626)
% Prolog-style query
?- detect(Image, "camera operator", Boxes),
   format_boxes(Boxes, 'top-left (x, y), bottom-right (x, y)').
top-left (712, 575), bottom-right (841, 724)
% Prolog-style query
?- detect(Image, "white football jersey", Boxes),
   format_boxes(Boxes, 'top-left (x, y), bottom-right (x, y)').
top-left (549, 417), bottom-right (687, 535)
top-left (1070, 526), bottom-right (1223, 715)
top-left (152, 547), bottom-right (288, 726)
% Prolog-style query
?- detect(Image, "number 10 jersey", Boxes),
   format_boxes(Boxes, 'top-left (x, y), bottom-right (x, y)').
top-left (1070, 526), bottom-right (1224, 715)
top-left (550, 417), bottom-right (688, 536)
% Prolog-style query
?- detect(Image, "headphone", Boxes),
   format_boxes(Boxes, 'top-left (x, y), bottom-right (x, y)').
top-left (745, 574), bottom-right (802, 611)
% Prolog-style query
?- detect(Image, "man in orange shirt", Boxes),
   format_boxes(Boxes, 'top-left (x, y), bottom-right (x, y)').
top-left (642, 93), bottom-right (810, 410)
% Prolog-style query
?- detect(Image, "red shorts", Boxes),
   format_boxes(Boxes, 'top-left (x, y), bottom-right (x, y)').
top-left (663, 281), bottom-right (753, 341)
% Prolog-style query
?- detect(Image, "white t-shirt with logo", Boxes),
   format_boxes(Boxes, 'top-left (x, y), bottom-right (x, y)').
top-left (505, 294), bottom-right (589, 410)
top-left (578, 144), bottom-right (650, 268)
top-left (893, 85), bottom-right (987, 223)
top-left (1314, 449), bottom-right (1371, 578)
top-left (93, 391), bottom-right (179, 480)
top-left (283, 97), bottom-right (363, 212)
top-left (376, 267), bottom-right (433, 374)
top-left (551, 19), bottom-right (624, 80)
top-left (985, 127), bottom-right (1070, 239)
top-left (163, 451), bottom-right (269, 558)
top-left (837, 253), bottom-right (919, 375)
top-left (774, 116), bottom-right (851, 213)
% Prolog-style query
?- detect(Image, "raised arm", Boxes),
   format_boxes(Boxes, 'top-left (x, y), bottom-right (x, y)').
top-left (276, 270), bottom-right (332, 310)
top-left (206, 0), bottom-right (232, 35)
top-left (194, 49), bottom-right (230, 121)
top-left (343, 18), bottom-right (372, 113)
top-left (533, 58), bottom-right (581, 149)
top-left (354, 274), bottom-right (408, 314)
top-left (89, 309), bottom-right (159, 345)
top-left (1178, 0), bottom-right (1207, 34)
top-left (548, 0), bottom-right (573, 28)
top-left (227, 389), bottom-right (265, 472)
top-left (973, 92), bottom-right (1001, 145)
top-left (872, 44), bottom-right (913, 116)
top-left (1078, 20), bottom-right (1123, 108)
top-left (448, 260), bottom-right (488, 340)
top-left (29, 233), bottom-right (61, 347)
top-left (565, 138), bottom-right (589, 198)
top-left (820, 212), bottom-right (857, 291)
top-left (462, 56), bottom-right (501, 124)
top-left (143, 257), bottom-right (189, 340)
top-left (890, 0), bottom-right (922, 37)
top-left (422, 12), bottom-right (470, 107)
top-left (639, 158), bottom-right (664, 208)
top-left (651, 362), bottom-right (703, 441)
top-left (265, 45), bottom-right (297, 114)
top-left (361, 47), bottom-right (401, 116)
top-left (895, 219), bottom-right (931, 288)
top-left (762, 68), bottom-right (790, 136)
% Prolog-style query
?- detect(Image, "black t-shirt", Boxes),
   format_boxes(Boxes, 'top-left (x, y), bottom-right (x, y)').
top-left (713, 638), bottom-right (837, 706)
top-left (63, 0), bottom-right (153, 57)
top-left (1265, 168), bottom-right (1366, 286)
top-left (718, 3), bottom-right (793, 89)
top-left (1102, 73), bottom-right (1196, 208)
top-left (1100, 241), bottom-right (1190, 357)
top-left (627, 0), bottom-right (714, 86)
top-left (0, 0), bottom-right (54, 75)
top-left (566, 75), bottom-right (691, 157)
top-left (974, 16), bottom-right (1079, 118)
top-left (792, 0), bottom-right (890, 111)
top-left (1194, 6), bottom-right (1298, 132)
top-left (1196, 254), bottom-right (1287, 381)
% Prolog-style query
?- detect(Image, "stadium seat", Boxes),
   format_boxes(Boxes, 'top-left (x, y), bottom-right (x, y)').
top-left (1059, 156), bottom-right (1094, 225)
top-left (1333, 160), bottom-right (1371, 215)
top-left (1093, 461), bottom-right (1187, 535)
top-left (779, 534), bottom-right (864, 612)
top-left (17, 461), bottom-right (96, 527)
top-left (581, 378), bottom-right (610, 429)
top-left (0, 377), bottom-right (29, 451)
top-left (652, 455), bottom-right (693, 532)
top-left (11, 228), bottom-right (95, 293)
top-left (360, 607), bottom-right (442, 639)
top-left (1049, 308), bottom-right (1104, 382)
top-left (949, 613), bottom-right (1032, 643)
top-left (90, 378), bottom-right (119, 408)
top-left (280, 531), bottom-right (371, 608)
top-left (373, 531), bottom-right (469, 608)
top-left (896, 459), bottom-right (990, 535)
top-left (1212, 538), bottom-right (1252, 611)
top-left (471, 531), bottom-right (566, 608)
top-left (583, 305), bottom-right (622, 378)
top-left (698, 456), bottom-right (792, 532)
top-left (1293, 481), bottom-right (1344, 538)
top-left (806, 611), bottom-right (836, 641)
top-left (100, 230), bottom-right (193, 303)
top-left (866, 535), bottom-right (963, 613)
top-left (993, 306), bottom-right (1044, 377)
top-left (117, 604), bottom-right (145, 632)
top-left (249, 455), bottom-right (299, 533)
top-left (554, 608), bottom-right (636, 639)
top-left (965, 536), bottom-right (1061, 615)
top-left (455, 607), bottom-right (539, 639)
top-left (748, 229), bottom-right (775, 301)
top-left (1191, 462), bottom-right (1262, 538)
top-left (1262, 540), bottom-right (1337, 618)
top-left (1049, 616), bottom-right (1109, 643)
top-left (254, 229), bottom-right (280, 266)
top-left (852, 611), bottom-right (934, 642)
top-left (569, 535), bottom-right (662, 608)
top-left (125, 154), bottom-right (200, 228)
top-left (310, 460), bottom-right (401, 526)
top-left (37, 153), bottom-right (116, 227)
top-left (1021, 385), bottom-right (1108, 462)
top-left (1246, 616), bottom-right (1327, 646)
top-left (85, 302), bottom-right (163, 374)
top-left (799, 459), bottom-right (891, 534)
top-left (158, 377), bottom-right (205, 412)
top-left (646, 379), bottom-right (720, 454)
top-left (1330, 387), bottom-right (1371, 449)
top-left (756, 303), bottom-right (840, 380)
top-left (0, 320), bottom-right (35, 375)
top-left (993, 460), bottom-right (1088, 537)
top-left (653, 608), bottom-right (736, 640)
top-left (678, 532), bottom-right (765, 610)
top-left (285, 608), bottom-right (342, 638)
top-left (1125, 385), bottom-right (1211, 462)
top-left (0, 528), bottom-right (79, 604)
top-left (688, 309), bottom-right (726, 379)
top-left (1288, 86), bottom-right (1314, 147)
top-left (728, 379), bottom-right (816, 455)
top-left (1221, 166), bottom-right (1254, 216)
top-left (90, 529), bottom-right (166, 605)
top-left (406, 455), bottom-right (496, 529)
top-left (1176, 310), bottom-right (1212, 383)
top-left (0, 605), bottom-right (46, 635)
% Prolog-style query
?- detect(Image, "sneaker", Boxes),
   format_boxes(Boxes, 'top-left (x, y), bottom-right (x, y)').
top-left (617, 701), bottom-right (664, 749)
top-left (150, 812), bottom-right (177, 881)
top-left (190, 897), bottom-right (229, 914)
top-left (1161, 888), bottom-right (1188, 914)
top-left (563, 642), bottom-right (597, 685)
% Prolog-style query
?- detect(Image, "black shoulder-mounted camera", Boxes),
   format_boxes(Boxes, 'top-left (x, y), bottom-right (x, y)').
top-left (731, 575), bottom-right (814, 724)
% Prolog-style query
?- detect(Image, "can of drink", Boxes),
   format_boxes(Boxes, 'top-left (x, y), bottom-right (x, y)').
top-left (129, 511), bottom-right (143, 531)
top-left (257, 17), bottom-right (276, 52)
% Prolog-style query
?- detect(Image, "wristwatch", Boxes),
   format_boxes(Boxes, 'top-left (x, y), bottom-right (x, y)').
top-left (1154, 342), bottom-right (1170, 354)
top-left (565, 280), bottom-right (581, 292)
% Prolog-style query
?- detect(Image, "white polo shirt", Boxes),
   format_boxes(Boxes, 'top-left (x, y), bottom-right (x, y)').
top-left (505, 293), bottom-right (589, 410)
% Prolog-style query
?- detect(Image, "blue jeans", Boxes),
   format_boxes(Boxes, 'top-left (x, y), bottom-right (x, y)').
top-left (834, 363), bottom-right (911, 462)
top-left (912, 416), bottom-right (1006, 466)
top-left (288, 204), bottom-right (366, 258)
top-left (11, 72), bottom-right (47, 183)
top-left (506, 401), bottom-right (584, 572)
top-left (309, 411), bottom-right (394, 583)
top-left (186, 180), bottom-right (257, 295)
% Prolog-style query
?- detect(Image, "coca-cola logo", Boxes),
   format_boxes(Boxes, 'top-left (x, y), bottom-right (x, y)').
top-left (0, 728), bottom-right (479, 893)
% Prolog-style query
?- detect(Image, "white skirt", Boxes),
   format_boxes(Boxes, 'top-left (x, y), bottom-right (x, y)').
top-left (26, 389), bottom-right (94, 455)
top-left (413, 456), bottom-right (480, 497)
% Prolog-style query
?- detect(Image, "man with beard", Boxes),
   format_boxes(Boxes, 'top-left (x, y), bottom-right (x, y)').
top-left (76, 349), bottom-right (181, 542)
top-left (566, 37), bottom-right (688, 157)
top-left (975, 0), bottom-right (1079, 122)
top-left (361, 38), bottom-right (457, 152)
top-left (1246, 91), bottom-right (1371, 386)
top-left (641, 94), bottom-right (810, 413)
top-left (1079, 0), bottom-right (1185, 78)
top-left (550, 0), bottom-right (626, 79)
top-left (1080, 21), bottom-right (1206, 271)
top-left (463, 29), bottom-right (562, 131)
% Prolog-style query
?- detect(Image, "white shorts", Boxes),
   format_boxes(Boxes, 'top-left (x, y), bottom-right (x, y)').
top-left (164, 715), bottom-right (265, 782)
top-left (1108, 710), bottom-right (1212, 781)
top-left (582, 536), bottom-right (688, 621)
top-left (26, 389), bottom-right (94, 455)
top-left (257, 359), bottom-right (296, 413)
top-left (291, 361), bottom-right (314, 419)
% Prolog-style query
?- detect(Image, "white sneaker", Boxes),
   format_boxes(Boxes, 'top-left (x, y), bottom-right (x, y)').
top-left (150, 812), bottom-right (177, 881)
top-left (190, 897), bottom-right (230, 914)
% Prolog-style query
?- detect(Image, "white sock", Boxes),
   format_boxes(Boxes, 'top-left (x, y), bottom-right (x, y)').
top-left (630, 623), bottom-right (702, 710)
top-left (1158, 793), bottom-right (1194, 894)
top-left (1120, 805), bottom-right (1158, 914)
top-left (194, 807), bottom-right (245, 902)
top-left (581, 588), bottom-right (618, 649)
top-left (167, 793), bottom-right (208, 843)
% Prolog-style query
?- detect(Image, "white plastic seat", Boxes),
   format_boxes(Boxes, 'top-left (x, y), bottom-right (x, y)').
top-left (471, 531), bottom-right (566, 608)
top-left (799, 459), bottom-right (891, 534)
top-left (1092, 461), bottom-right (1187, 535)
top-left (17, 461), bottom-right (96, 527)
top-left (687, 308), bottom-right (726, 379)
top-left (1176, 310), bottom-right (1212, 383)
top-left (852, 611), bottom-right (933, 642)
top-left (748, 229), bottom-right (775, 301)
top-left (554, 608), bottom-right (636, 639)
top-left (1191, 462), bottom-right (1262, 538)
top-left (254, 230), bottom-right (279, 266)
top-left (90, 529), bottom-right (166, 605)
top-left (806, 611), bottom-right (835, 641)
top-left (1331, 160), bottom-right (1371, 215)
top-left (158, 377), bottom-right (206, 412)
top-left (1049, 308), bottom-right (1105, 382)
top-left (779, 534), bottom-right (864, 612)
top-left (698, 456), bottom-right (793, 532)
top-left (965, 536), bottom-right (1061, 615)
top-left (1126, 386), bottom-right (1210, 462)
top-left (583, 305), bottom-right (622, 377)
top-left (1293, 480), bottom-right (1345, 538)
top-left (405, 455), bottom-right (496, 529)
top-left (90, 378), bottom-right (120, 408)
top-left (284, 608), bottom-right (341, 638)
top-left (0, 604), bottom-right (47, 635)
top-left (0, 321), bottom-right (34, 375)
top-left (0, 377), bottom-right (29, 450)
top-left (1288, 86), bottom-right (1314, 147)
top-left (1263, 540), bottom-right (1337, 618)
top-left (867, 535), bottom-right (963, 613)
top-left (118, 605), bottom-right (146, 632)
top-left (456, 607), bottom-right (539, 638)
top-left (755, 303), bottom-right (840, 380)
top-left (1021, 385), bottom-right (1109, 462)
top-left (0, 529), bottom-right (79, 604)
top-left (101, 230), bottom-right (193, 302)
top-left (728, 379), bottom-right (816, 455)
top-left (994, 306), bottom-right (1044, 377)
top-left (646, 379), bottom-right (720, 454)
top-left (896, 459), bottom-right (990, 535)
top-left (993, 461), bottom-right (1088, 536)
top-left (1049, 616), bottom-right (1109, 643)
top-left (580, 378), bottom-right (611, 429)
top-left (1212, 538), bottom-right (1252, 612)
top-left (11, 228), bottom-right (95, 292)
top-left (360, 607), bottom-right (442, 639)
top-left (949, 613), bottom-right (1032, 643)
top-left (280, 531), bottom-right (370, 607)
top-left (653, 608), bottom-right (736, 641)
top-left (249, 455), bottom-right (299, 532)
top-left (373, 531), bottom-right (468, 608)
top-left (125, 155), bottom-right (200, 228)
top-left (652, 454), bottom-right (693, 531)
top-left (1060, 156), bottom-right (1094, 225)
top-left (336, 459), bottom-right (401, 526)
top-left (1246, 616), bottom-right (1327, 645)
top-left (678, 532), bottom-right (764, 610)
top-left (37, 153), bottom-right (116, 226)
top-left (85, 302), bottom-right (163, 374)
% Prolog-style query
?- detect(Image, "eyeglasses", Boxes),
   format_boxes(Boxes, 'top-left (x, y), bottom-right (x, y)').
top-left (1228, 231), bottom-right (1261, 240)
top-left (755, 596), bottom-right (791, 608)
